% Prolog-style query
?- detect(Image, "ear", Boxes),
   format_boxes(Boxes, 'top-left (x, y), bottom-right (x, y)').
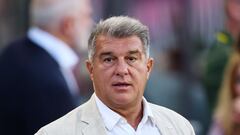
top-left (146, 58), bottom-right (154, 79)
top-left (86, 60), bottom-right (94, 80)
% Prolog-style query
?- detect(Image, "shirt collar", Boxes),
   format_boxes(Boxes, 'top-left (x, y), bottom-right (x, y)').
top-left (95, 95), bottom-right (156, 131)
top-left (142, 97), bottom-right (155, 126)
top-left (28, 27), bottom-right (79, 69)
top-left (95, 95), bottom-right (122, 131)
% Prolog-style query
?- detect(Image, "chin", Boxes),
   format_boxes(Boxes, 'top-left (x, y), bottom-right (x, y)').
top-left (113, 95), bottom-right (133, 105)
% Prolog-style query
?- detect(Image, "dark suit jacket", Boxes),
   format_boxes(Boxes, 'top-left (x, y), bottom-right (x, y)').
top-left (0, 37), bottom-right (77, 135)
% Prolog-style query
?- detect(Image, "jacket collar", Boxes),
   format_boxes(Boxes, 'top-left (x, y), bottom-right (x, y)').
top-left (77, 94), bottom-right (176, 135)
top-left (77, 94), bottom-right (107, 135)
top-left (150, 103), bottom-right (177, 134)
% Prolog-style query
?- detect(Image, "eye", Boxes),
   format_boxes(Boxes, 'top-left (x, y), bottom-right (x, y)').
top-left (103, 57), bottom-right (115, 63)
top-left (127, 56), bottom-right (137, 63)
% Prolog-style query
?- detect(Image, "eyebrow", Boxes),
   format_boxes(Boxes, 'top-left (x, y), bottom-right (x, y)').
top-left (99, 52), bottom-right (113, 58)
top-left (128, 50), bottom-right (141, 55)
top-left (99, 50), bottom-right (142, 58)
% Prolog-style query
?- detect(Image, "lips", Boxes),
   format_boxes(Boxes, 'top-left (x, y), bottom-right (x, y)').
top-left (112, 82), bottom-right (132, 88)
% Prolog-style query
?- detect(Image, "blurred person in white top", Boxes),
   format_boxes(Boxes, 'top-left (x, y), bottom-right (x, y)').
top-left (29, 0), bottom-right (93, 97)
top-left (0, 0), bottom-right (93, 135)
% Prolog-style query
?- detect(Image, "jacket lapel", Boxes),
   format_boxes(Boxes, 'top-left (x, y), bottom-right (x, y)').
top-left (78, 94), bottom-right (107, 135)
top-left (154, 116), bottom-right (175, 135)
top-left (151, 105), bottom-right (176, 135)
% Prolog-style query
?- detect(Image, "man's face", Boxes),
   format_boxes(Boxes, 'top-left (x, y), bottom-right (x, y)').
top-left (72, 0), bottom-right (93, 51)
top-left (86, 35), bottom-right (153, 109)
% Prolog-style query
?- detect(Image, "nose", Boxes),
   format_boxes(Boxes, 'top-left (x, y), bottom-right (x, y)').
top-left (114, 59), bottom-right (129, 77)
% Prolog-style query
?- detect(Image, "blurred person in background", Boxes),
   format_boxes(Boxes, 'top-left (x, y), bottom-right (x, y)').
top-left (208, 51), bottom-right (240, 135)
top-left (203, 0), bottom-right (240, 113)
top-left (0, 0), bottom-right (93, 134)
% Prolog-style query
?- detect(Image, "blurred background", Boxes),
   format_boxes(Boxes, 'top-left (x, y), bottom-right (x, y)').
top-left (0, 0), bottom-right (239, 135)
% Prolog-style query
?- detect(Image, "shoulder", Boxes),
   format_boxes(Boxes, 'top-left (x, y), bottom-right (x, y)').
top-left (35, 103), bottom-right (88, 135)
top-left (1, 37), bottom-right (32, 56)
top-left (215, 31), bottom-right (233, 46)
top-left (150, 103), bottom-right (188, 121)
top-left (150, 103), bottom-right (182, 116)
top-left (0, 36), bottom-right (58, 72)
top-left (35, 106), bottom-right (83, 135)
top-left (208, 31), bottom-right (233, 55)
top-left (0, 37), bottom-right (36, 65)
top-left (0, 37), bottom-right (32, 79)
top-left (208, 31), bottom-right (233, 53)
top-left (149, 103), bottom-right (195, 134)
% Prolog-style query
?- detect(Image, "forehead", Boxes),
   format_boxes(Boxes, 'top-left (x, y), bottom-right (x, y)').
top-left (95, 35), bottom-right (144, 55)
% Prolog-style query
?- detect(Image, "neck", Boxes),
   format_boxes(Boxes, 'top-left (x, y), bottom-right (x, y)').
top-left (39, 26), bottom-right (74, 49)
top-left (113, 101), bottom-right (143, 130)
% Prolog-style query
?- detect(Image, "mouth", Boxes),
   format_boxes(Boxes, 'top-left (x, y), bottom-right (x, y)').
top-left (112, 82), bottom-right (132, 89)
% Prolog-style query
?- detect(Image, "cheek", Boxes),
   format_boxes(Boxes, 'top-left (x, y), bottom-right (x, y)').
top-left (83, 18), bottom-right (93, 28)
top-left (93, 66), bottom-right (113, 83)
top-left (132, 65), bottom-right (149, 83)
top-left (235, 84), bottom-right (240, 96)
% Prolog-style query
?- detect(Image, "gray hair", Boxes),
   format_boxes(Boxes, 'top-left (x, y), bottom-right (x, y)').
top-left (88, 16), bottom-right (150, 60)
top-left (30, 0), bottom-right (83, 28)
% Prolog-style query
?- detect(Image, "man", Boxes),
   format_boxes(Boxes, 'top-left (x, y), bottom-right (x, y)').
top-left (203, 0), bottom-right (240, 112)
top-left (35, 16), bottom-right (195, 135)
top-left (0, 0), bottom-right (93, 135)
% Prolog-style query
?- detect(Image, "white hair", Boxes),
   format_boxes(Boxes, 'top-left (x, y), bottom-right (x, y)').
top-left (30, 0), bottom-right (83, 28)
